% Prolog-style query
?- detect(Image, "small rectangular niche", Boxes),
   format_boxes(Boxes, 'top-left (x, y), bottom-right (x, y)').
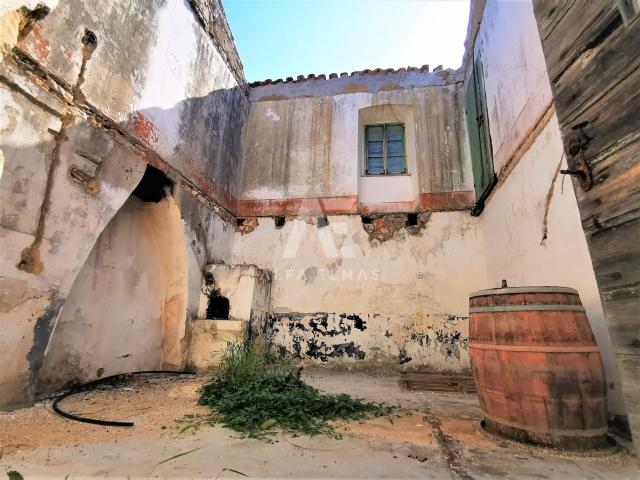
top-left (406, 213), bottom-right (418, 226)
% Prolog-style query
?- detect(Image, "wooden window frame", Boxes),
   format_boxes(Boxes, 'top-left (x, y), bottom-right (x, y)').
top-left (364, 123), bottom-right (408, 176)
top-left (465, 56), bottom-right (496, 215)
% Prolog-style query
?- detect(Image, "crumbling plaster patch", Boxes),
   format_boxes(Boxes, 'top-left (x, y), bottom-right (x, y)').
top-left (362, 212), bottom-right (431, 243)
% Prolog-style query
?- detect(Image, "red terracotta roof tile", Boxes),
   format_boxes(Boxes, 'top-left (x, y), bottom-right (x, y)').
top-left (248, 64), bottom-right (447, 88)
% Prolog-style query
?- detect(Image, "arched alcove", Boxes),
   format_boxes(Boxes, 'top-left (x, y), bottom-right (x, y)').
top-left (38, 166), bottom-right (188, 390)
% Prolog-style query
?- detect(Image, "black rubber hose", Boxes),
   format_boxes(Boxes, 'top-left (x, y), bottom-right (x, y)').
top-left (52, 370), bottom-right (195, 427)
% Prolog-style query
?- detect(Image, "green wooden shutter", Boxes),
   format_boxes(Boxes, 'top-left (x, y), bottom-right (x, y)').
top-left (465, 57), bottom-right (495, 211)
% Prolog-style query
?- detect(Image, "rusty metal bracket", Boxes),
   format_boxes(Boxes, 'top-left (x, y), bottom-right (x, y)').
top-left (69, 165), bottom-right (100, 194)
top-left (562, 122), bottom-right (593, 191)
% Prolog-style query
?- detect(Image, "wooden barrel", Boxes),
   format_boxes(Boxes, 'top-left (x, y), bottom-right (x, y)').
top-left (469, 286), bottom-right (608, 450)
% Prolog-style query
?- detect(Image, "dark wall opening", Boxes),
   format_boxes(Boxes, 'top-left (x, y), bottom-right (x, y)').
top-left (406, 213), bottom-right (418, 226)
top-left (207, 294), bottom-right (230, 320)
top-left (132, 164), bottom-right (174, 202)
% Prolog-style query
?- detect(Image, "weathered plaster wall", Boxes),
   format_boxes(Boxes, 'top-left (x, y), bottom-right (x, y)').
top-left (179, 191), bottom-right (236, 322)
top-left (241, 76), bottom-right (472, 210)
top-left (37, 194), bottom-right (188, 391)
top-left (468, 0), bottom-right (624, 415)
top-left (237, 71), bottom-right (478, 369)
top-left (0, 105), bottom-right (147, 407)
top-left (471, 0), bottom-right (553, 175)
top-left (0, 0), bottom-right (247, 408)
top-left (231, 213), bottom-right (486, 371)
top-left (249, 67), bottom-right (461, 100)
top-left (14, 0), bottom-right (249, 201)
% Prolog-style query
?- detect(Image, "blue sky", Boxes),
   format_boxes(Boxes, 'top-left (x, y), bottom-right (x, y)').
top-left (222, 0), bottom-right (471, 82)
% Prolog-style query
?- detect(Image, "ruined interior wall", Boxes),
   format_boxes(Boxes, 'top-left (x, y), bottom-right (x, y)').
top-left (240, 79), bottom-right (471, 206)
top-left (13, 0), bottom-right (249, 201)
top-left (469, 0), bottom-right (624, 414)
top-left (37, 194), bottom-right (188, 391)
top-left (0, 0), bottom-right (246, 408)
top-left (232, 213), bottom-right (486, 371)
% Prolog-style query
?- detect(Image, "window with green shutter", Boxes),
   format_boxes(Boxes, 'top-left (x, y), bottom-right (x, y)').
top-left (365, 123), bottom-right (407, 175)
top-left (465, 57), bottom-right (496, 215)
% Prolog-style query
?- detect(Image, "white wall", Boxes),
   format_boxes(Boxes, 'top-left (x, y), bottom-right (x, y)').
top-left (480, 115), bottom-right (624, 414)
top-left (473, 0), bottom-right (553, 174)
top-left (232, 212), bottom-right (486, 370)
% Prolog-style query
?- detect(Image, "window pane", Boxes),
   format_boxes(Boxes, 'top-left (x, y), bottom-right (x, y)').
top-left (387, 156), bottom-right (405, 174)
top-left (366, 126), bottom-right (384, 141)
top-left (367, 157), bottom-right (385, 174)
top-left (387, 140), bottom-right (404, 156)
top-left (367, 141), bottom-right (383, 156)
top-left (386, 125), bottom-right (404, 141)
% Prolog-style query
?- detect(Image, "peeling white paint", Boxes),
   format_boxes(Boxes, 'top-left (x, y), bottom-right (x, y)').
top-left (265, 108), bottom-right (280, 121)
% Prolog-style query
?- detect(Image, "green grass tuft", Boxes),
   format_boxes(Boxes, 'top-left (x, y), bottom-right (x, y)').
top-left (198, 340), bottom-right (394, 438)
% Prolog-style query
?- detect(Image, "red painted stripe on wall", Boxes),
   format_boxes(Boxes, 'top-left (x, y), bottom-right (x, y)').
top-left (234, 191), bottom-right (475, 217)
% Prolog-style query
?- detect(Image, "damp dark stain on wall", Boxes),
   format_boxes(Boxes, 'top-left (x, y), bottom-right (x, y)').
top-left (405, 325), bottom-right (469, 363)
top-left (306, 339), bottom-right (365, 362)
top-left (256, 311), bottom-right (470, 367)
top-left (27, 293), bottom-right (63, 395)
top-left (410, 331), bottom-right (430, 347)
top-left (433, 329), bottom-right (468, 359)
top-left (263, 312), bottom-right (368, 362)
top-left (399, 347), bottom-right (412, 365)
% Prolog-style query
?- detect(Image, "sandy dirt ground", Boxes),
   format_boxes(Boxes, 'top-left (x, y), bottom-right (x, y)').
top-left (0, 372), bottom-right (638, 479)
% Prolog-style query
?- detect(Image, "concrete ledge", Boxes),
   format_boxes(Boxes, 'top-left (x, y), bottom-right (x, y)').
top-left (188, 319), bottom-right (246, 371)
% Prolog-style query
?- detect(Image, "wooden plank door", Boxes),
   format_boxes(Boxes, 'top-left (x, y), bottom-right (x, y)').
top-left (532, 0), bottom-right (640, 449)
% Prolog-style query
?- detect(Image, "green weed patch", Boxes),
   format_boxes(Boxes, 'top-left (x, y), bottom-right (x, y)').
top-left (198, 341), bottom-right (394, 438)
